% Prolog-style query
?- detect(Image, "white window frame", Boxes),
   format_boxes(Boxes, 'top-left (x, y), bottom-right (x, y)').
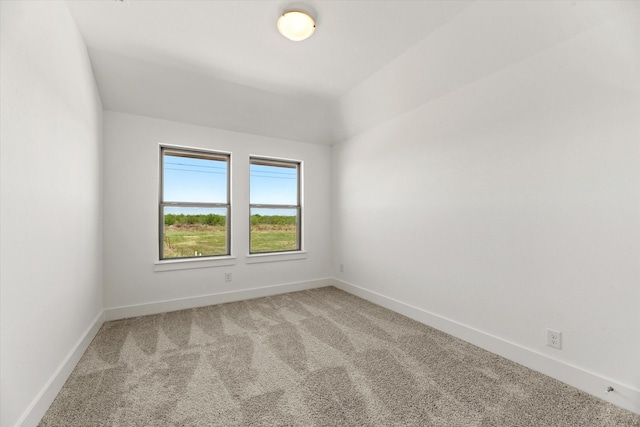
top-left (158, 145), bottom-right (231, 262)
top-left (248, 156), bottom-right (303, 256)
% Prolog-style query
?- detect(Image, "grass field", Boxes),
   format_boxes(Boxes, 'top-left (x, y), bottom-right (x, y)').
top-left (250, 224), bottom-right (298, 253)
top-left (163, 224), bottom-right (226, 258)
top-left (163, 223), bottom-right (297, 258)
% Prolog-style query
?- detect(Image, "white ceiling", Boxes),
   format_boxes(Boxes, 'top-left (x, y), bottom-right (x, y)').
top-left (65, 1), bottom-right (638, 145)
top-left (66, 1), bottom-right (472, 100)
top-left (65, 0), bottom-right (477, 144)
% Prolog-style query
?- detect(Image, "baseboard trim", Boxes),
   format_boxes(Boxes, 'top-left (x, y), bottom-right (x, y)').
top-left (17, 310), bottom-right (104, 427)
top-left (332, 278), bottom-right (640, 415)
top-left (105, 278), bottom-right (331, 321)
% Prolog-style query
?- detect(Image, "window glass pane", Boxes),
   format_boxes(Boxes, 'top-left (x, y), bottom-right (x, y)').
top-left (250, 208), bottom-right (298, 253)
top-left (164, 153), bottom-right (227, 203)
top-left (163, 206), bottom-right (227, 258)
top-left (250, 163), bottom-right (297, 205)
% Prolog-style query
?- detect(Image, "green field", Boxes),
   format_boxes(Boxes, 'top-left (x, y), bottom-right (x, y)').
top-left (250, 224), bottom-right (298, 253)
top-left (163, 224), bottom-right (227, 258)
top-left (163, 215), bottom-right (298, 258)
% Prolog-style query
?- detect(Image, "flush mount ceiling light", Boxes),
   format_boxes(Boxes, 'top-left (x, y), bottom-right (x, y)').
top-left (277, 10), bottom-right (316, 41)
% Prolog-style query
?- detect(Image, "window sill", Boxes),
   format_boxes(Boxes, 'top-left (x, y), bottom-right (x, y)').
top-left (246, 251), bottom-right (307, 264)
top-left (154, 256), bottom-right (237, 272)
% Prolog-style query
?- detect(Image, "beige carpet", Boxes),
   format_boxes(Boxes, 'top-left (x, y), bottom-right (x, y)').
top-left (40, 287), bottom-right (639, 426)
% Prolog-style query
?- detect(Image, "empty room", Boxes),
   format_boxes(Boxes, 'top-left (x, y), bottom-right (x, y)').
top-left (1, 1), bottom-right (639, 426)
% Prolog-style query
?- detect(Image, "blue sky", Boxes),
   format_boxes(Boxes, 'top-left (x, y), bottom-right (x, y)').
top-left (249, 163), bottom-right (297, 205)
top-left (163, 154), bottom-right (297, 216)
top-left (163, 154), bottom-right (227, 203)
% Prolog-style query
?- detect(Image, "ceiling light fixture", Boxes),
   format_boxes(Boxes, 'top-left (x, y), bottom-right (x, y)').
top-left (277, 10), bottom-right (316, 41)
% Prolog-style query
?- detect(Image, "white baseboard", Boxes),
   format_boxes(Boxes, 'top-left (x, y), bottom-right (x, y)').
top-left (17, 310), bottom-right (104, 427)
top-left (332, 278), bottom-right (640, 415)
top-left (105, 278), bottom-right (331, 321)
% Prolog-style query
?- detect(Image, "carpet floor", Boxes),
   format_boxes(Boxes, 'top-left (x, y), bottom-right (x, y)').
top-left (40, 287), bottom-right (639, 426)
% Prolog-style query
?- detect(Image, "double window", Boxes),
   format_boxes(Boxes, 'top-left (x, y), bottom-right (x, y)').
top-left (158, 147), bottom-right (302, 260)
top-left (159, 147), bottom-right (230, 260)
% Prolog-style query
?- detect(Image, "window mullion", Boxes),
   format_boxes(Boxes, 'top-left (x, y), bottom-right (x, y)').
top-left (161, 203), bottom-right (230, 212)
top-left (250, 204), bottom-right (298, 209)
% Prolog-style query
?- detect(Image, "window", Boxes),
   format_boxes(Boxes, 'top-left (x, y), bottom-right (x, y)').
top-left (250, 157), bottom-right (301, 254)
top-left (159, 147), bottom-right (230, 260)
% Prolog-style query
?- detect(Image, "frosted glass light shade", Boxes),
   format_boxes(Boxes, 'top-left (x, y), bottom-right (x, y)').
top-left (277, 11), bottom-right (316, 41)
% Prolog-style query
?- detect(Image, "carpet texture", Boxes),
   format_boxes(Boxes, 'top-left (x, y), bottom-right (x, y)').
top-left (40, 287), bottom-right (639, 426)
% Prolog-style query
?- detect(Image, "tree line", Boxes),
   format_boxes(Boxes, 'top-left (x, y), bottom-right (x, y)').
top-left (164, 213), bottom-right (226, 226)
top-left (165, 214), bottom-right (295, 226)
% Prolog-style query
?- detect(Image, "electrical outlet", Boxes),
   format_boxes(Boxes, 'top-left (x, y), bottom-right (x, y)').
top-left (225, 272), bottom-right (232, 282)
top-left (547, 329), bottom-right (561, 349)
top-left (340, 264), bottom-right (344, 273)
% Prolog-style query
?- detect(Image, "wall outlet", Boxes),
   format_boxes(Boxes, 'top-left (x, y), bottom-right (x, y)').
top-left (225, 272), bottom-right (232, 282)
top-left (547, 329), bottom-right (562, 349)
top-left (340, 264), bottom-right (344, 273)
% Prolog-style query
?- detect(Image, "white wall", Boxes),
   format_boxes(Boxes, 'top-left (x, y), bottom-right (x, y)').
top-left (0, 2), bottom-right (104, 427)
top-left (102, 112), bottom-right (332, 315)
top-left (333, 3), bottom-right (640, 414)
top-left (89, 50), bottom-right (336, 146)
